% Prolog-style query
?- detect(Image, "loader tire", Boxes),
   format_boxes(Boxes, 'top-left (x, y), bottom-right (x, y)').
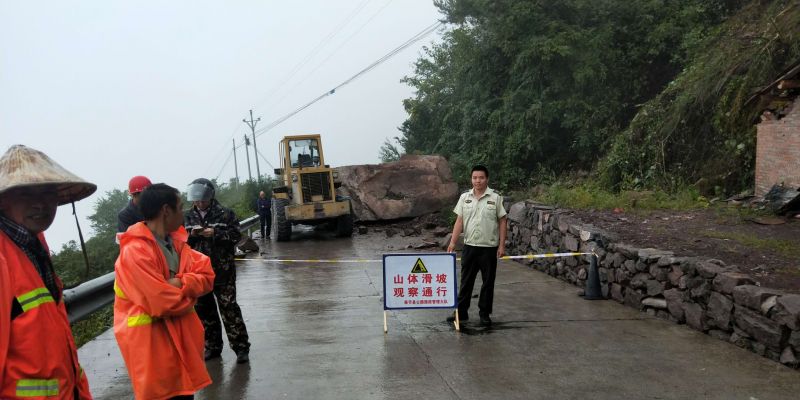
top-left (336, 201), bottom-right (354, 238)
top-left (273, 198), bottom-right (292, 241)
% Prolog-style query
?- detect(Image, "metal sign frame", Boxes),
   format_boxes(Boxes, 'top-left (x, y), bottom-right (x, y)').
top-left (382, 252), bottom-right (457, 311)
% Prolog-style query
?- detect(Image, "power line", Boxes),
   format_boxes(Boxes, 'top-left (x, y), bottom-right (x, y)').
top-left (252, 0), bottom-right (373, 112)
top-left (255, 147), bottom-right (275, 170)
top-left (214, 150), bottom-right (234, 182)
top-left (204, 122), bottom-right (244, 177)
top-left (210, 19), bottom-right (443, 183)
top-left (335, 20), bottom-right (442, 89)
top-left (252, 21), bottom-right (442, 140)
top-left (264, 0), bottom-right (394, 112)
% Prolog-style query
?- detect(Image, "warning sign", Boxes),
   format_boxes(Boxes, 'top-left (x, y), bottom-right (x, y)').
top-left (410, 258), bottom-right (428, 273)
top-left (383, 253), bottom-right (457, 310)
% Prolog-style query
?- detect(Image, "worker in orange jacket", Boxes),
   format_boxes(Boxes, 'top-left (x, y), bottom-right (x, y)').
top-left (0, 145), bottom-right (95, 399)
top-left (113, 183), bottom-right (215, 400)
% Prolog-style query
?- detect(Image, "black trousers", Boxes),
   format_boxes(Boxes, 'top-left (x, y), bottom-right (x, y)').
top-left (456, 245), bottom-right (498, 317)
top-left (259, 212), bottom-right (271, 237)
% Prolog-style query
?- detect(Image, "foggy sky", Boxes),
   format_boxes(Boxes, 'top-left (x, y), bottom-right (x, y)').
top-left (1, 0), bottom-right (444, 250)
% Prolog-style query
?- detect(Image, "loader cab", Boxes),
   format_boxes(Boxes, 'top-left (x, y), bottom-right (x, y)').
top-left (288, 138), bottom-right (322, 168)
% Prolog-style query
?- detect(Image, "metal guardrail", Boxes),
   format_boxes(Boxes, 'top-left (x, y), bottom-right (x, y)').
top-left (238, 214), bottom-right (260, 237)
top-left (65, 214), bottom-right (260, 323)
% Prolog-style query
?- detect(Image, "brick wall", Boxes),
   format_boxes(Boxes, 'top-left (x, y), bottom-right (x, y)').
top-left (755, 103), bottom-right (800, 196)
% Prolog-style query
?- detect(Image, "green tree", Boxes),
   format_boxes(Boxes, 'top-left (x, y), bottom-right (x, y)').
top-left (213, 178), bottom-right (270, 220)
top-left (599, 0), bottom-right (800, 192)
top-left (401, 0), bottom-right (757, 192)
top-left (379, 137), bottom-right (404, 162)
top-left (88, 189), bottom-right (129, 239)
top-left (51, 189), bottom-right (127, 287)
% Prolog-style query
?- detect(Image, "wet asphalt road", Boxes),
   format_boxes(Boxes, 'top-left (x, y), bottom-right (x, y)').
top-left (78, 228), bottom-right (800, 399)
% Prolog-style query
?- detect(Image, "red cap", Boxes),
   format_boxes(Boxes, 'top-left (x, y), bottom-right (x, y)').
top-left (128, 175), bottom-right (152, 194)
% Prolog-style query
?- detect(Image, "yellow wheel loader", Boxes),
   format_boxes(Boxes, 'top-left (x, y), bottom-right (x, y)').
top-left (271, 134), bottom-right (353, 241)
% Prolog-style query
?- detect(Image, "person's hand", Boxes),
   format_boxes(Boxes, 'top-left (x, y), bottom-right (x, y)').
top-left (447, 243), bottom-right (455, 253)
top-left (167, 278), bottom-right (183, 288)
top-left (497, 246), bottom-right (505, 258)
top-left (201, 228), bottom-right (214, 237)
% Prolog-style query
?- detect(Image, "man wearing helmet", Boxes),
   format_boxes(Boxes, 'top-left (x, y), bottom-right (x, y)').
top-left (117, 175), bottom-right (152, 233)
top-left (184, 178), bottom-right (251, 364)
top-left (0, 145), bottom-right (94, 399)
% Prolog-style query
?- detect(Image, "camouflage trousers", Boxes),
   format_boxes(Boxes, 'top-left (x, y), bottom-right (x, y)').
top-left (195, 275), bottom-right (250, 355)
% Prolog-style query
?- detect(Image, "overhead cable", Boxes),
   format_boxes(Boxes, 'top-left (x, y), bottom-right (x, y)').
top-left (215, 19), bottom-right (443, 178)
top-left (253, 20), bottom-right (443, 140)
top-left (264, 0), bottom-right (395, 111)
top-left (214, 150), bottom-right (234, 182)
top-left (205, 122), bottom-right (245, 176)
top-left (255, 147), bottom-right (276, 170)
top-left (252, 0), bottom-right (373, 111)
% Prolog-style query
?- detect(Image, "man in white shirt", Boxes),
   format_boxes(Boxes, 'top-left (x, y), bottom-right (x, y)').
top-left (447, 165), bottom-right (507, 326)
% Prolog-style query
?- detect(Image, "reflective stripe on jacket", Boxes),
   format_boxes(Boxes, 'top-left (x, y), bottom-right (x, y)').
top-left (0, 232), bottom-right (93, 400)
top-left (113, 222), bottom-right (214, 400)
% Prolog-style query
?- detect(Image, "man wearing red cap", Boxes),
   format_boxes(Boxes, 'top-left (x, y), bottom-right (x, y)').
top-left (117, 175), bottom-right (152, 233)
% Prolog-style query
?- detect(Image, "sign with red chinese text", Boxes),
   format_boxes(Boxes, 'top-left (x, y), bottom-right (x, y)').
top-left (383, 253), bottom-right (457, 310)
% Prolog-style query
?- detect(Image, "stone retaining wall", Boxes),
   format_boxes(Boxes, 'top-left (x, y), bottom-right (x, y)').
top-left (505, 201), bottom-right (800, 368)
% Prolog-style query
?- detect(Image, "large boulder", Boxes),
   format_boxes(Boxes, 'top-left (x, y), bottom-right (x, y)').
top-left (336, 155), bottom-right (460, 221)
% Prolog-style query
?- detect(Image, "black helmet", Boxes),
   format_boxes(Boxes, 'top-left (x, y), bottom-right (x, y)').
top-left (187, 178), bottom-right (215, 201)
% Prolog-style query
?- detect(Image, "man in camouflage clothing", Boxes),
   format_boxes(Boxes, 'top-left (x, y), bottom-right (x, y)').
top-left (184, 178), bottom-right (251, 364)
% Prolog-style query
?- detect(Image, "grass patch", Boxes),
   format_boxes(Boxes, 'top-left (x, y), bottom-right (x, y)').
top-left (700, 230), bottom-right (800, 259)
top-left (710, 205), bottom-right (771, 224)
top-left (71, 305), bottom-right (113, 348)
top-left (514, 183), bottom-right (707, 211)
top-left (774, 267), bottom-right (800, 277)
top-left (439, 203), bottom-right (457, 228)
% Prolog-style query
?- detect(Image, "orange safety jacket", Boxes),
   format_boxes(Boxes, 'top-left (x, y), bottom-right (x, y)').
top-left (0, 231), bottom-right (92, 399)
top-left (113, 223), bottom-right (215, 400)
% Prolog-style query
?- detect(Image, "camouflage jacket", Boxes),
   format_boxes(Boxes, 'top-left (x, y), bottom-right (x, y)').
top-left (184, 200), bottom-right (241, 286)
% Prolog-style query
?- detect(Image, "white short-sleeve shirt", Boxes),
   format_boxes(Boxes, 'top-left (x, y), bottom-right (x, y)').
top-left (453, 187), bottom-right (507, 247)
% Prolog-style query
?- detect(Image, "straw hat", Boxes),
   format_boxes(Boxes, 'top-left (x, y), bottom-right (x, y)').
top-left (0, 145), bottom-right (97, 205)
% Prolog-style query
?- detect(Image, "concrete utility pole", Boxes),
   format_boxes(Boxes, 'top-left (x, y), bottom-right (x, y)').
top-left (243, 109), bottom-right (262, 182)
top-left (232, 138), bottom-right (240, 187)
top-left (243, 135), bottom-right (253, 182)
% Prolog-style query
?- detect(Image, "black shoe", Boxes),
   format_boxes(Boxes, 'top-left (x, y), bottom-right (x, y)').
top-left (204, 350), bottom-right (221, 361)
top-left (446, 312), bottom-right (468, 322)
top-left (236, 352), bottom-right (249, 364)
top-left (479, 314), bottom-right (492, 326)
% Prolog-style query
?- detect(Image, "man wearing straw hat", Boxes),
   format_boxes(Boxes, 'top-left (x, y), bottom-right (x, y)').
top-left (0, 144), bottom-right (95, 399)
